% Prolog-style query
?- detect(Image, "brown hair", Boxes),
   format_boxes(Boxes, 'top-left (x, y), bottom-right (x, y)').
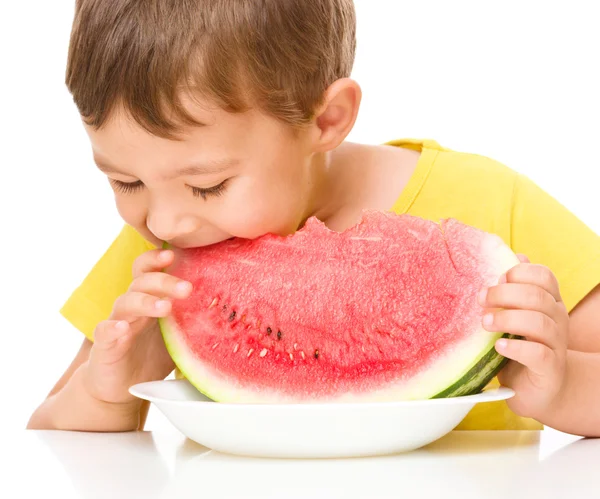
top-left (65, 0), bottom-right (356, 139)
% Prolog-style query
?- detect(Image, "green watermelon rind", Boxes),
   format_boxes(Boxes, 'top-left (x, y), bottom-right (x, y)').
top-left (430, 333), bottom-right (516, 398)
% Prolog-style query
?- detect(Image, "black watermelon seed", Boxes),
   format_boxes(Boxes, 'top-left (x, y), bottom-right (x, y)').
top-left (222, 304), bottom-right (228, 311)
top-left (277, 330), bottom-right (282, 340)
top-left (228, 311), bottom-right (236, 322)
top-left (266, 327), bottom-right (272, 335)
top-left (314, 350), bottom-right (320, 359)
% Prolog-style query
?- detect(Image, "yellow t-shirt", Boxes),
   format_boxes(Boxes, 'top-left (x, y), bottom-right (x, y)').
top-left (60, 138), bottom-right (600, 431)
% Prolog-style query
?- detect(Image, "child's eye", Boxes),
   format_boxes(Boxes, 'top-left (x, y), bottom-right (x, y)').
top-left (110, 179), bottom-right (144, 194)
top-left (188, 180), bottom-right (228, 200)
top-left (110, 178), bottom-right (229, 200)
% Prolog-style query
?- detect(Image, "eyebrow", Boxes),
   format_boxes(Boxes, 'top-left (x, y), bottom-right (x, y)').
top-left (94, 157), bottom-right (238, 180)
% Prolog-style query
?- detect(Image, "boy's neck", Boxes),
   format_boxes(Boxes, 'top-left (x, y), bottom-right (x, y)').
top-left (304, 141), bottom-right (421, 233)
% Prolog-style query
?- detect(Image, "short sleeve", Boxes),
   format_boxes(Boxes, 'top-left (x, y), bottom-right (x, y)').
top-left (511, 174), bottom-right (600, 312)
top-left (60, 224), bottom-right (156, 341)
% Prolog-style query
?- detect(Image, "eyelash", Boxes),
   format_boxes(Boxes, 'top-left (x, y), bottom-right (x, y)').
top-left (110, 179), bottom-right (228, 200)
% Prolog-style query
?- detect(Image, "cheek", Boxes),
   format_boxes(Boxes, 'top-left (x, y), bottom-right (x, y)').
top-left (218, 178), bottom-right (305, 238)
top-left (115, 196), bottom-right (165, 245)
top-left (115, 196), bottom-right (146, 227)
top-left (224, 208), bottom-right (296, 239)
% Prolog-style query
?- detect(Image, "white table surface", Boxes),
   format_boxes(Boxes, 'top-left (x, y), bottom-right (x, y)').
top-left (7, 428), bottom-right (598, 498)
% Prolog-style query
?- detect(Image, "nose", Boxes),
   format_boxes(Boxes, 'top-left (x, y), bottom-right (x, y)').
top-left (146, 206), bottom-right (199, 242)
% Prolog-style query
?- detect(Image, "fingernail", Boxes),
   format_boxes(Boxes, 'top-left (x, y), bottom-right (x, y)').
top-left (482, 313), bottom-right (493, 328)
top-left (496, 339), bottom-right (508, 350)
top-left (116, 321), bottom-right (128, 332)
top-left (160, 250), bottom-right (172, 261)
top-left (176, 281), bottom-right (192, 295)
top-left (478, 288), bottom-right (487, 305)
top-left (155, 299), bottom-right (169, 310)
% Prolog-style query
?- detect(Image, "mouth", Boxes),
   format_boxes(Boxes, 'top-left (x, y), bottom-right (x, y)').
top-left (166, 236), bottom-right (235, 250)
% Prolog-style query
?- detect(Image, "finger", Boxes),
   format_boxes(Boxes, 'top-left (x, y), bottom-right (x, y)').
top-left (132, 249), bottom-right (174, 278)
top-left (495, 337), bottom-right (555, 378)
top-left (93, 320), bottom-right (130, 348)
top-left (129, 272), bottom-right (192, 299)
top-left (111, 291), bottom-right (172, 321)
top-left (480, 282), bottom-right (559, 319)
top-left (505, 263), bottom-right (562, 303)
top-left (483, 309), bottom-right (560, 348)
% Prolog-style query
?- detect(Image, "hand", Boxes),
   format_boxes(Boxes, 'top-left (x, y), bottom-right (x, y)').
top-left (479, 254), bottom-right (569, 420)
top-left (84, 249), bottom-right (193, 405)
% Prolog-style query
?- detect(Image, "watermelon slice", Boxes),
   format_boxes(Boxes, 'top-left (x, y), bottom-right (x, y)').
top-left (159, 211), bottom-right (517, 403)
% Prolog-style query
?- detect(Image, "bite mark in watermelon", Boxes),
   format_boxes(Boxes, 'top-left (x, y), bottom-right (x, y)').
top-left (159, 211), bottom-right (517, 403)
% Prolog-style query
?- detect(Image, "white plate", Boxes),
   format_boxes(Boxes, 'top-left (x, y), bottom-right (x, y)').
top-left (129, 379), bottom-right (514, 458)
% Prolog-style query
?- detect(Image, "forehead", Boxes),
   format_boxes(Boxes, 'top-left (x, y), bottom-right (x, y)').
top-left (85, 101), bottom-right (272, 169)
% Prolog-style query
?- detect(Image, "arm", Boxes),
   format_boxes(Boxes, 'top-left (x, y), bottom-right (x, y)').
top-left (567, 283), bottom-right (600, 353)
top-left (27, 338), bottom-right (143, 432)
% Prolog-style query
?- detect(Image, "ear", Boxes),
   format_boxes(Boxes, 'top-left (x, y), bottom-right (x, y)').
top-left (311, 78), bottom-right (362, 152)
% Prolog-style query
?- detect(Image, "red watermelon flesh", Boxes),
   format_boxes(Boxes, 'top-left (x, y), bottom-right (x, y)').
top-left (159, 211), bottom-right (518, 403)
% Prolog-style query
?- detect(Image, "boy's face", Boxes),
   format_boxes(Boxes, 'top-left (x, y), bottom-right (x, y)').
top-left (85, 97), bottom-right (320, 249)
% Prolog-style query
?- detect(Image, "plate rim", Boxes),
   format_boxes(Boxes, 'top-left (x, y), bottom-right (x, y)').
top-left (129, 379), bottom-right (514, 408)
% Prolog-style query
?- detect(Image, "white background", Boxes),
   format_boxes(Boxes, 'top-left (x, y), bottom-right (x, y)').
top-left (1, 1), bottom-right (598, 432)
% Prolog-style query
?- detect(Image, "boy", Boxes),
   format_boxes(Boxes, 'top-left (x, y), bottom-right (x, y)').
top-left (28, 0), bottom-right (600, 435)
